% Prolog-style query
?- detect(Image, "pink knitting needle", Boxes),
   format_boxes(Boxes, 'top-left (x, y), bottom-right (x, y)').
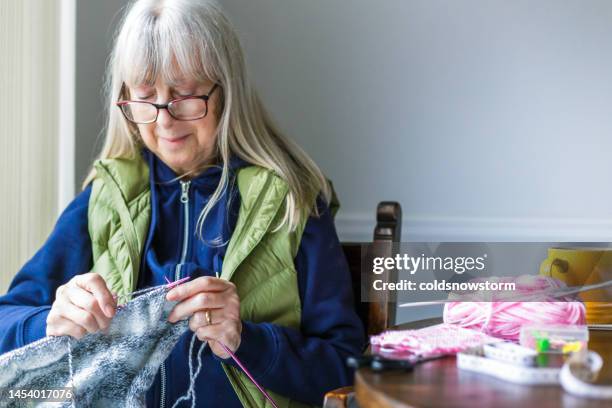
top-left (218, 341), bottom-right (279, 408)
top-left (164, 275), bottom-right (191, 289)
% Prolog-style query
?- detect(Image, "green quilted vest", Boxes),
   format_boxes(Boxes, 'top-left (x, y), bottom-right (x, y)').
top-left (88, 155), bottom-right (317, 408)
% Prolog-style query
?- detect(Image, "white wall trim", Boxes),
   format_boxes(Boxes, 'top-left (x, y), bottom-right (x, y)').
top-left (335, 212), bottom-right (612, 242)
top-left (58, 0), bottom-right (76, 213)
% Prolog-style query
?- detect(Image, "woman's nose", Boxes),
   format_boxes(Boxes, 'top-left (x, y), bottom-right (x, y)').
top-left (156, 107), bottom-right (175, 128)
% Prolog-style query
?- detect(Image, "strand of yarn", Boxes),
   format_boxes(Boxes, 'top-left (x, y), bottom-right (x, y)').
top-left (171, 334), bottom-right (207, 408)
top-left (443, 275), bottom-right (586, 340)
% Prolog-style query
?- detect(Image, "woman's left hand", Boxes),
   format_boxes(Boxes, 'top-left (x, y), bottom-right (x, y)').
top-left (166, 276), bottom-right (241, 359)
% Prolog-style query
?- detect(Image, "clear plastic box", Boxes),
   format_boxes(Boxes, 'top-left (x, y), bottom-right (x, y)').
top-left (519, 324), bottom-right (589, 354)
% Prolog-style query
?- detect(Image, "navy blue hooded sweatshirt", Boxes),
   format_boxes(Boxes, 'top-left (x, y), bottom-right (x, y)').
top-left (0, 150), bottom-right (365, 407)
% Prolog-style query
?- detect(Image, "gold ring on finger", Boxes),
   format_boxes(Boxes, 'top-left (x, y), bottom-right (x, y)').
top-left (205, 310), bottom-right (212, 325)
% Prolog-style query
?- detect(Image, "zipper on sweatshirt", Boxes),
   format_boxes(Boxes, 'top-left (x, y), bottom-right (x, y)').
top-left (162, 180), bottom-right (190, 408)
top-left (174, 180), bottom-right (191, 281)
top-left (160, 363), bottom-right (167, 408)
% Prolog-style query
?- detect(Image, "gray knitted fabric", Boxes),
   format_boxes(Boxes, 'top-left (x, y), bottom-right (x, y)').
top-left (0, 286), bottom-right (189, 407)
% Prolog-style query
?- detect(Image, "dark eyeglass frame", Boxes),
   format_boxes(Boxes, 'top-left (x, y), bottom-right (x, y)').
top-left (116, 83), bottom-right (219, 124)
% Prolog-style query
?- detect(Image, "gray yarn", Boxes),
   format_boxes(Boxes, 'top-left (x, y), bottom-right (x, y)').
top-left (171, 335), bottom-right (207, 408)
top-left (0, 285), bottom-right (190, 408)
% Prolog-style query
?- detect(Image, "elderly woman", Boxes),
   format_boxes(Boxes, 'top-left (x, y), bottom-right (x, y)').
top-left (0, 0), bottom-right (364, 406)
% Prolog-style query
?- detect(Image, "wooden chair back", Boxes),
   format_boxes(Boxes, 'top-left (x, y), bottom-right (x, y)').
top-left (341, 201), bottom-right (402, 336)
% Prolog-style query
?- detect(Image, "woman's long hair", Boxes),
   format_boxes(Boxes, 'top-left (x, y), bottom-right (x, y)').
top-left (84, 0), bottom-right (331, 235)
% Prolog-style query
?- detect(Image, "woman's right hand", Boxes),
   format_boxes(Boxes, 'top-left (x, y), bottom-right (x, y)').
top-left (46, 272), bottom-right (116, 339)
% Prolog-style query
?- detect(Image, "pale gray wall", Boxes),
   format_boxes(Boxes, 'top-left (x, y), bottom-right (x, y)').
top-left (75, 0), bottom-right (129, 189)
top-left (219, 0), bottom-right (612, 243)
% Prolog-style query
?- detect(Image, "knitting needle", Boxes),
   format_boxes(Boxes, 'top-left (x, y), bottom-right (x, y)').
top-left (218, 342), bottom-right (279, 408)
top-left (165, 275), bottom-right (191, 289)
top-left (398, 278), bottom-right (612, 308)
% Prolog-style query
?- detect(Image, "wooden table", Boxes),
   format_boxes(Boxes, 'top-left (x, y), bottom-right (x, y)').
top-left (355, 320), bottom-right (612, 408)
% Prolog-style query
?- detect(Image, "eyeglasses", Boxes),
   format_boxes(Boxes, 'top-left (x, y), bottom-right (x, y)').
top-left (116, 83), bottom-right (219, 124)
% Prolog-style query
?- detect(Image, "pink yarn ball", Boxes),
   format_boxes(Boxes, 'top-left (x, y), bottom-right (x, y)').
top-left (443, 275), bottom-right (586, 341)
